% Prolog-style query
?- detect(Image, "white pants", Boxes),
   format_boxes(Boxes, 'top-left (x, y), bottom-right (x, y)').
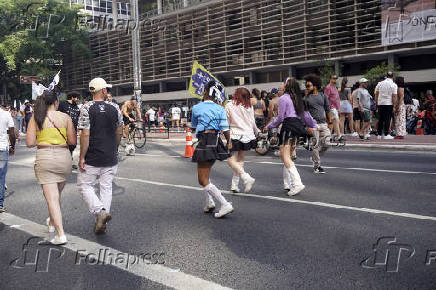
top-left (77, 164), bottom-right (118, 215)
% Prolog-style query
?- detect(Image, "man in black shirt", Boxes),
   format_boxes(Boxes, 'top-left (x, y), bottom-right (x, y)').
top-left (77, 78), bottom-right (123, 234)
top-left (58, 91), bottom-right (80, 169)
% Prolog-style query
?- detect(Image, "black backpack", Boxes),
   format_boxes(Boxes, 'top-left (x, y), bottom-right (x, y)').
top-left (404, 88), bottom-right (413, 105)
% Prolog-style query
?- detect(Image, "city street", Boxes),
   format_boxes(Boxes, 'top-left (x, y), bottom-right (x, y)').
top-left (1, 142), bottom-right (436, 289)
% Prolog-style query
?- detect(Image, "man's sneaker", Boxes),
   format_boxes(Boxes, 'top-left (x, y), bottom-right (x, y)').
top-left (291, 155), bottom-right (297, 162)
top-left (94, 210), bottom-right (112, 234)
top-left (351, 132), bottom-right (359, 137)
top-left (288, 185), bottom-right (305, 196)
top-left (384, 135), bottom-right (394, 140)
top-left (314, 167), bottom-right (326, 174)
top-left (214, 203), bottom-right (234, 219)
top-left (50, 235), bottom-right (67, 245)
top-left (72, 164), bottom-right (78, 170)
top-left (365, 133), bottom-right (370, 139)
top-left (0, 206), bottom-right (5, 213)
top-left (377, 135), bottom-right (382, 140)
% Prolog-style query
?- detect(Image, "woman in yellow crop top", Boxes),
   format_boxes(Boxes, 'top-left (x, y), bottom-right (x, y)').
top-left (26, 91), bottom-right (76, 245)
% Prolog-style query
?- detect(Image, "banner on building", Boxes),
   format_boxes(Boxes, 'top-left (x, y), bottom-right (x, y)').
top-left (188, 61), bottom-right (227, 104)
top-left (382, 0), bottom-right (436, 46)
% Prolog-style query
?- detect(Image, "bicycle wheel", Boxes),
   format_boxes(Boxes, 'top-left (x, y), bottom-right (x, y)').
top-left (133, 127), bottom-right (146, 149)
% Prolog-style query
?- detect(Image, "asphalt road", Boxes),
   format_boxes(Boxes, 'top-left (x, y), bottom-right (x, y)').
top-left (1, 141), bottom-right (436, 289)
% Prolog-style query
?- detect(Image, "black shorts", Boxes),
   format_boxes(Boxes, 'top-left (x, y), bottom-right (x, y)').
top-left (353, 108), bottom-right (363, 121)
top-left (123, 113), bottom-right (134, 125)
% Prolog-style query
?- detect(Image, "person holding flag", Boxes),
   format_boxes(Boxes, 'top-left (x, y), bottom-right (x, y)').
top-left (191, 80), bottom-right (234, 219)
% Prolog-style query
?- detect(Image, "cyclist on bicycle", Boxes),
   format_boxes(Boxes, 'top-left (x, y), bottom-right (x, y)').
top-left (121, 96), bottom-right (143, 138)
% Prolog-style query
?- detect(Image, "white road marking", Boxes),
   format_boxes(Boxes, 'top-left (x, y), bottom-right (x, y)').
top-left (116, 177), bottom-right (436, 222)
top-left (118, 154), bottom-right (436, 175)
top-left (9, 161), bottom-right (436, 222)
top-left (0, 213), bottom-right (231, 290)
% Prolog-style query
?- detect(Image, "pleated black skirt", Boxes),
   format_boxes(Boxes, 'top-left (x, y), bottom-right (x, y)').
top-left (231, 139), bottom-right (257, 152)
top-left (192, 133), bottom-right (231, 163)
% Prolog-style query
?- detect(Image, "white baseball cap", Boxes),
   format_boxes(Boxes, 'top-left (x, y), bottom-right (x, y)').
top-left (359, 78), bottom-right (369, 83)
top-left (89, 78), bottom-right (112, 93)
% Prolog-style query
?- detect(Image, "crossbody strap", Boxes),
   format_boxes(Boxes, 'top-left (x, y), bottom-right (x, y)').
top-left (46, 114), bottom-right (68, 142)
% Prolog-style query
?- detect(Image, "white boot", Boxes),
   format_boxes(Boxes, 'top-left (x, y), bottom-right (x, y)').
top-left (240, 173), bottom-right (255, 193)
top-left (283, 166), bottom-right (292, 192)
top-left (203, 191), bottom-right (215, 213)
top-left (231, 175), bottom-right (240, 193)
top-left (287, 166), bottom-right (305, 196)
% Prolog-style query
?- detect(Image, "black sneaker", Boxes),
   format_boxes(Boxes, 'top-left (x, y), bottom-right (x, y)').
top-left (0, 206), bottom-right (5, 213)
top-left (314, 167), bottom-right (326, 174)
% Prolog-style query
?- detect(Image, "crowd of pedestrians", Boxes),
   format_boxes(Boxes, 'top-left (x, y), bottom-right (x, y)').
top-left (0, 70), bottom-right (434, 241)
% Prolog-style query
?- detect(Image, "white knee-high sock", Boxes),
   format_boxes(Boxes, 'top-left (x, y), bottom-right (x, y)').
top-left (283, 166), bottom-right (292, 188)
top-left (288, 165), bottom-right (303, 186)
top-left (205, 183), bottom-right (228, 206)
top-left (231, 174), bottom-right (240, 190)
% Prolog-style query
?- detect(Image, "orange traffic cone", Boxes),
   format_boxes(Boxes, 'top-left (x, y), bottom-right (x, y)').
top-left (416, 119), bottom-right (424, 135)
top-left (184, 128), bottom-right (194, 158)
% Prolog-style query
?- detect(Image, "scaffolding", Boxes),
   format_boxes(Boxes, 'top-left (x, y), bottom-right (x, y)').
top-left (64, 0), bottom-right (389, 91)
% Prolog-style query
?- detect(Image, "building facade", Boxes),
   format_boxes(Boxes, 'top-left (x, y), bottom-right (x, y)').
top-left (63, 0), bottom-right (436, 101)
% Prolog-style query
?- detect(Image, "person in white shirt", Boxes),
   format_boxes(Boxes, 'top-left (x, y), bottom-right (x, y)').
top-left (225, 87), bottom-right (259, 193)
top-left (375, 71), bottom-right (397, 139)
top-left (171, 105), bottom-right (181, 128)
top-left (0, 103), bottom-right (17, 213)
top-left (146, 106), bottom-right (156, 132)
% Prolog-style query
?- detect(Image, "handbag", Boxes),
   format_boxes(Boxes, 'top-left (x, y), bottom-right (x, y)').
top-left (216, 134), bottom-right (231, 161)
top-left (46, 114), bottom-right (68, 142)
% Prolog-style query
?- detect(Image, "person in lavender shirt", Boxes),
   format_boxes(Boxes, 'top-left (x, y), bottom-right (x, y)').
top-left (267, 77), bottom-right (318, 196)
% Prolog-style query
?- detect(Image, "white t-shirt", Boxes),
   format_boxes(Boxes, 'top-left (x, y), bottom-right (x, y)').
top-left (0, 110), bottom-right (14, 151)
top-left (171, 107), bottom-right (181, 120)
top-left (147, 109), bottom-right (156, 122)
top-left (182, 106), bottom-right (189, 118)
top-left (375, 78), bottom-right (398, 106)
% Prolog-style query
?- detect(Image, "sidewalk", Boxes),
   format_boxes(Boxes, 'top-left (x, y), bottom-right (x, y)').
top-left (334, 134), bottom-right (436, 152)
top-left (147, 131), bottom-right (436, 152)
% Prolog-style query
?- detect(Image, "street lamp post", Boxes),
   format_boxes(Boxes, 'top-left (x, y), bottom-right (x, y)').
top-left (131, 0), bottom-right (142, 110)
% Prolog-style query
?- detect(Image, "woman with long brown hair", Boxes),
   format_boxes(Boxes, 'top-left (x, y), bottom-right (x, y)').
top-left (339, 77), bottom-right (354, 135)
top-left (225, 87), bottom-right (259, 193)
top-left (26, 91), bottom-right (77, 245)
top-left (267, 78), bottom-right (318, 196)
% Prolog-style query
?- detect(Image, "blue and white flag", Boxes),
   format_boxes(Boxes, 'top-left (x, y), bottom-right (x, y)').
top-left (47, 71), bottom-right (60, 91)
top-left (32, 82), bottom-right (48, 100)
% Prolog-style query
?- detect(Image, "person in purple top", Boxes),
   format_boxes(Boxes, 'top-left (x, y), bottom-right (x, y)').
top-left (267, 77), bottom-right (318, 196)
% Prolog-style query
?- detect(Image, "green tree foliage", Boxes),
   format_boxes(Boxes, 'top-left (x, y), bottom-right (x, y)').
top-left (364, 62), bottom-right (400, 95)
top-left (0, 0), bottom-right (90, 100)
top-left (318, 60), bottom-right (336, 88)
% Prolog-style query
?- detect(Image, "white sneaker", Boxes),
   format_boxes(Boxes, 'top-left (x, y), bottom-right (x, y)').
top-left (203, 201), bottom-right (215, 213)
top-left (46, 217), bottom-right (55, 233)
top-left (214, 203), bottom-right (234, 219)
top-left (241, 173), bottom-right (255, 193)
top-left (377, 136), bottom-right (382, 140)
top-left (365, 133), bottom-right (370, 138)
top-left (351, 132), bottom-right (358, 137)
top-left (50, 235), bottom-right (67, 245)
top-left (384, 135), bottom-right (394, 140)
top-left (288, 185), bottom-right (305, 196)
